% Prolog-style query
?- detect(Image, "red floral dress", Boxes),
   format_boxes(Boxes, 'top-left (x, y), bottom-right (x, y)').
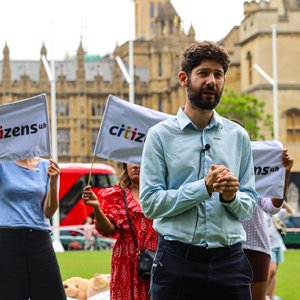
top-left (95, 185), bottom-right (157, 300)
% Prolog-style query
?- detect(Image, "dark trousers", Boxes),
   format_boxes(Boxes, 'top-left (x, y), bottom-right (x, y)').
top-left (151, 236), bottom-right (253, 300)
top-left (0, 228), bottom-right (66, 300)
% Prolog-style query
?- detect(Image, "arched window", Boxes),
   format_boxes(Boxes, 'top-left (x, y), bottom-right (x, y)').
top-left (58, 128), bottom-right (70, 155)
top-left (149, 2), bottom-right (154, 18)
top-left (246, 51), bottom-right (253, 85)
top-left (91, 128), bottom-right (99, 153)
top-left (91, 98), bottom-right (103, 116)
top-left (285, 108), bottom-right (300, 142)
top-left (158, 54), bottom-right (163, 77)
top-left (91, 102), bottom-right (96, 116)
top-left (158, 94), bottom-right (163, 112)
top-left (57, 99), bottom-right (69, 116)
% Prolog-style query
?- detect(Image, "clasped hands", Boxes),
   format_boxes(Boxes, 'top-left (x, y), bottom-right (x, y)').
top-left (205, 164), bottom-right (239, 202)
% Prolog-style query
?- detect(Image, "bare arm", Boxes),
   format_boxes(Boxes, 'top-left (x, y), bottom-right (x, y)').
top-left (272, 148), bottom-right (294, 208)
top-left (82, 185), bottom-right (116, 235)
top-left (283, 200), bottom-right (294, 215)
top-left (43, 159), bottom-right (60, 218)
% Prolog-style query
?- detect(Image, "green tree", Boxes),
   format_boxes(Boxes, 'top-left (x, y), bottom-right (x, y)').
top-left (217, 89), bottom-right (273, 140)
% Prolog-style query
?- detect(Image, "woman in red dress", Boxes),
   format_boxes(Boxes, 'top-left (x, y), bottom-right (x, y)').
top-left (83, 163), bottom-right (157, 300)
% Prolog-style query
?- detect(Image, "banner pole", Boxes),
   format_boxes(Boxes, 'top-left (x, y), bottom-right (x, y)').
top-left (88, 154), bottom-right (95, 186)
top-left (48, 176), bottom-right (51, 207)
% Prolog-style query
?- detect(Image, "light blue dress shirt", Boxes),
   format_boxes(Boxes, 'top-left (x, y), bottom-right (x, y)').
top-left (140, 107), bottom-right (257, 248)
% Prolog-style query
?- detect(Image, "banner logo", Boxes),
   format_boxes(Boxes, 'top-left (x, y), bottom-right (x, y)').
top-left (109, 124), bottom-right (146, 143)
top-left (254, 166), bottom-right (280, 175)
top-left (0, 93), bottom-right (51, 161)
top-left (0, 122), bottom-right (47, 140)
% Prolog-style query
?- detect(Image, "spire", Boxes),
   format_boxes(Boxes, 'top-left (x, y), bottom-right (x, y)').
top-left (156, 0), bottom-right (178, 20)
top-left (3, 42), bottom-right (9, 56)
top-left (155, 0), bottom-right (181, 37)
top-left (40, 42), bottom-right (47, 57)
top-left (188, 24), bottom-right (196, 40)
top-left (2, 42), bottom-right (11, 93)
top-left (39, 42), bottom-right (48, 85)
top-left (76, 40), bottom-right (86, 90)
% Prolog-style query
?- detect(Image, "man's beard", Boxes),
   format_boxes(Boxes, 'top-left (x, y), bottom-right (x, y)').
top-left (186, 78), bottom-right (223, 110)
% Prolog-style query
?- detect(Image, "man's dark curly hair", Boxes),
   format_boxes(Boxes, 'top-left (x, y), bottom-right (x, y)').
top-left (180, 41), bottom-right (231, 76)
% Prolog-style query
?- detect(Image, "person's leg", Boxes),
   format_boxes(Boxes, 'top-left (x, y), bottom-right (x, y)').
top-left (267, 247), bottom-right (282, 299)
top-left (244, 249), bottom-right (271, 300)
top-left (251, 281), bottom-right (269, 300)
top-left (151, 239), bottom-right (252, 300)
top-left (213, 285), bottom-right (252, 300)
top-left (267, 264), bottom-right (277, 300)
top-left (150, 244), bottom-right (197, 299)
top-left (0, 229), bottom-right (29, 300)
top-left (150, 238), bottom-right (211, 300)
top-left (27, 230), bottom-right (66, 300)
top-left (210, 245), bottom-right (253, 300)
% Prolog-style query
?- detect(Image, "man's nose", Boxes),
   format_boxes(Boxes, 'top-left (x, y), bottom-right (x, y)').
top-left (206, 73), bottom-right (216, 85)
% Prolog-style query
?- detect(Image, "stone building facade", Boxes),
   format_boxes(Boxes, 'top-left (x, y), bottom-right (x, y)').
top-left (222, 0), bottom-right (300, 165)
top-left (0, 0), bottom-right (299, 179)
top-left (0, 0), bottom-right (195, 165)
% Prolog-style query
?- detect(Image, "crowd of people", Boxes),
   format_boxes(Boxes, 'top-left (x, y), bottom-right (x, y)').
top-left (83, 41), bottom-right (295, 300)
top-left (0, 40), bottom-right (296, 300)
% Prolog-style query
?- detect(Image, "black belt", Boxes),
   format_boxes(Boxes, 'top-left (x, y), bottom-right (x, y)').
top-left (158, 235), bottom-right (242, 260)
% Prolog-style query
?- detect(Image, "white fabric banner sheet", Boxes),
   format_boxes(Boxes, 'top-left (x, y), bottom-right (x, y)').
top-left (94, 94), bottom-right (170, 164)
top-left (0, 94), bottom-right (51, 161)
top-left (251, 140), bottom-right (284, 198)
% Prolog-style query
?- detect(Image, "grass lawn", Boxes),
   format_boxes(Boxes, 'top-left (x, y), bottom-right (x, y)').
top-left (276, 250), bottom-right (300, 300)
top-left (56, 250), bottom-right (112, 280)
top-left (57, 249), bottom-right (300, 299)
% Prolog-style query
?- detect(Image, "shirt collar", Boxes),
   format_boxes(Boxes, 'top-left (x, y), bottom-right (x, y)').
top-left (177, 107), bottom-right (224, 131)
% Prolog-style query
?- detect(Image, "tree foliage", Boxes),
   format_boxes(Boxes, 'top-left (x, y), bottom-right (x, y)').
top-left (216, 89), bottom-right (273, 140)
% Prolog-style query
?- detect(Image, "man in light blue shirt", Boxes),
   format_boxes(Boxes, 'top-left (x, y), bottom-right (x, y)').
top-left (140, 41), bottom-right (257, 300)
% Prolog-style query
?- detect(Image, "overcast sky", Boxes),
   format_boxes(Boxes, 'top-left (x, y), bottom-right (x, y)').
top-left (0, 0), bottom-right (247, 60)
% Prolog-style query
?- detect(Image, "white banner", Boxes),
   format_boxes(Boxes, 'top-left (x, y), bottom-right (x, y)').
top-left (0, 94), bottom-right (51, 161)
top-left (251, 140), bottom-right (285, 198)
top-left (94, 95), bottom-right (286, 198)
top-left (94, 94), bottom-right (170, 164)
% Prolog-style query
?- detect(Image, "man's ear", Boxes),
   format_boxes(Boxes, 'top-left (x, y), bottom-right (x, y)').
top-left (178, 71), bottom-right (187, 87)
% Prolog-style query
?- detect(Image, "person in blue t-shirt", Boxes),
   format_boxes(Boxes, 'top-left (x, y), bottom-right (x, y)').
top-left (0, 157), bottom-right (66, 300)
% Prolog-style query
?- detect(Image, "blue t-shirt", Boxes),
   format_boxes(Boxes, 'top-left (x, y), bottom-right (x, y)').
top-left (0, 159), bottom-right (51, 231)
